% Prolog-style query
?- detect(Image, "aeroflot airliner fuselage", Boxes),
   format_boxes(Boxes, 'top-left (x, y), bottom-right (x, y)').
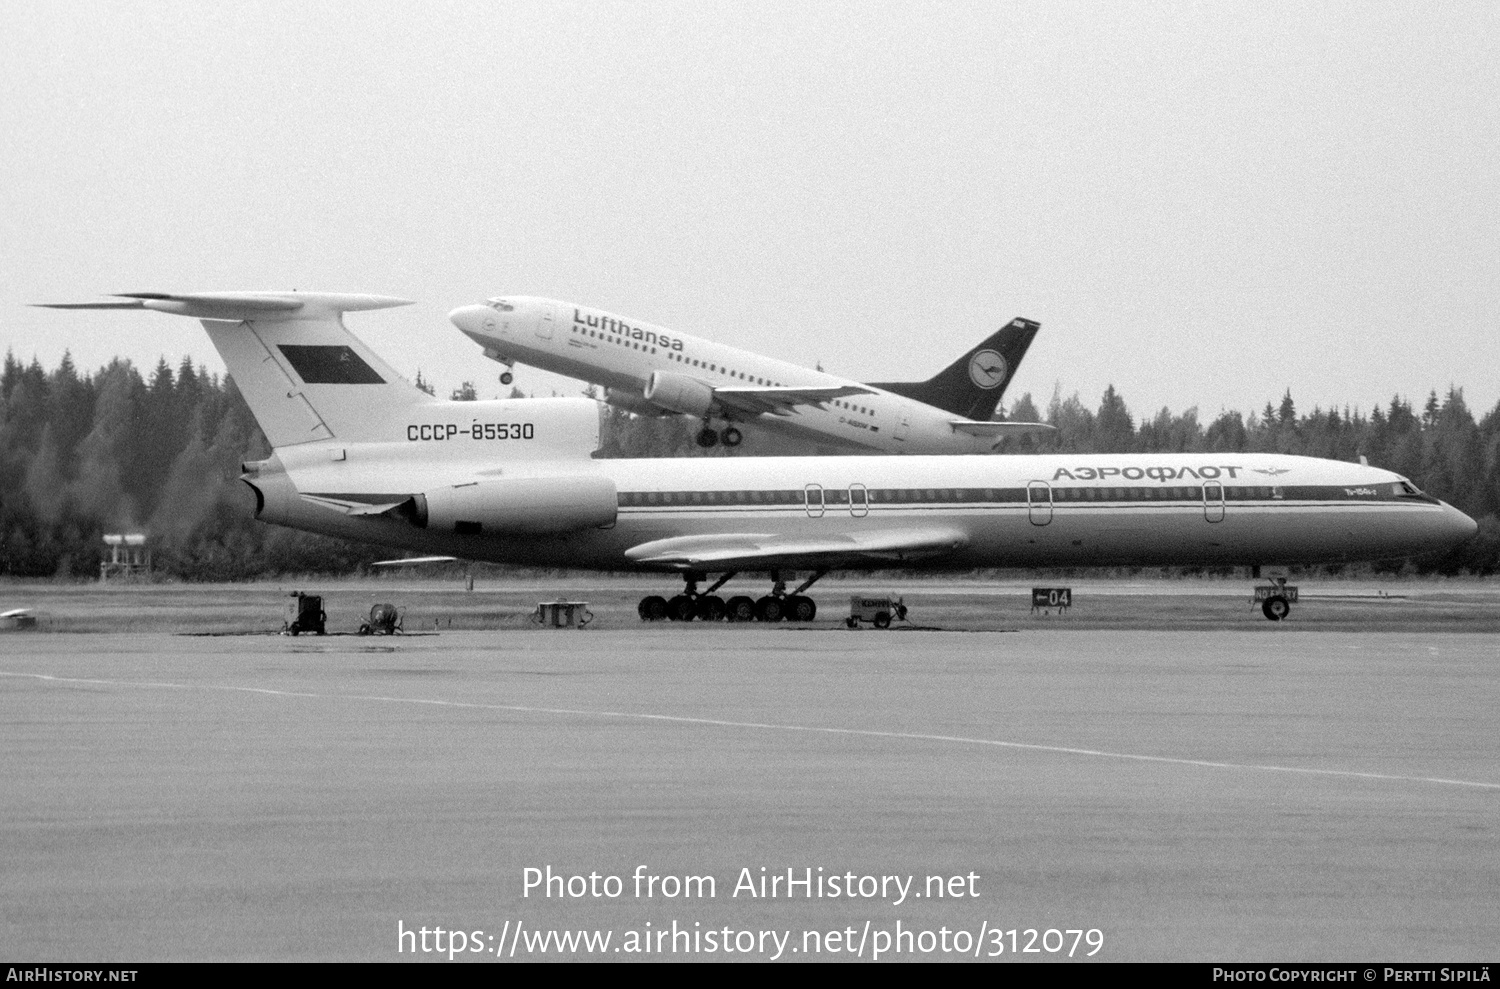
top-left (245, 436), bottom-right (1473, 576)
top-left (448, 297), bottom-right (1050, 454)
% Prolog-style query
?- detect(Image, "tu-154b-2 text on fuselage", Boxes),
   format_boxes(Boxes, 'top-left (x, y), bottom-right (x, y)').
top-left (448, 297), bottom-right (1052, 454)
top-left (39, 292), bottom-right (1478, 622)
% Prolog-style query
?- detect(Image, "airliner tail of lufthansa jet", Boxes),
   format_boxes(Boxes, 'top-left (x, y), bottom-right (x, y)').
top-left (40, 292), bottom-right (1478, 622)
top-left (447, 297), bottom-right (1052, 454)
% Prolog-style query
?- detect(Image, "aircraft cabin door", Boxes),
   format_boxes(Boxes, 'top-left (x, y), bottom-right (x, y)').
top-left (1027, 480), bottom-right (1053, 526)
top-left (804, 484), bottom-right (825, 518)
top-left (1203, 480), bottom-right (1225, 522)
top-left (848, 484), bottom-right (868, 518)
top-left (535, 305), bottom-right (554, 340)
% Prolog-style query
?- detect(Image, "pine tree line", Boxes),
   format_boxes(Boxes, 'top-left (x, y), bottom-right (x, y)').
top-left (2, 351), bottom-right (1496, 578)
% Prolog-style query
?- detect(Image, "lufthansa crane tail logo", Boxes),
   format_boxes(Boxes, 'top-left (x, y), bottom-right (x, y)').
top-left (968, 350), bottom-right (1008, 389)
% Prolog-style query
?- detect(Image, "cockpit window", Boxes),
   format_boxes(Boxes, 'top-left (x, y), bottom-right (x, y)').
top-left (486, 299), bottom-right (515, 312)
top-left (1397, 481), bottom-right (1422, 496)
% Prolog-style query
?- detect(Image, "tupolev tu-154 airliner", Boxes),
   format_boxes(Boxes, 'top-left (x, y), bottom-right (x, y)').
top-left (39, 292), bottom-right (1477, 622)
top-left (447, 297), bottom-right (1052, 453)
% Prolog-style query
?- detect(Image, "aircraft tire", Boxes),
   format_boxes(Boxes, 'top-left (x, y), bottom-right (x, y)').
top-left (755, 596), bottom-right (785, 622)
top-left (695, 595), bottom-right (727, 621)
top-left (668, 595), bottom-right (697, 621)
top-left (696, 427), bottom-right (718, 448)
top-left (725, 596), bottom-right (757, 622)
top-left (722, 427), bottom-right (743, 447)
top-left (499, 371), bottom-right (513, 385)
top-left (873, 612), bottom-right (891, 629)
top-left (787, 595), bottom-right (816, 622)
top-left (1262, 596), bottom-right (1290, 621)
top-left (638, 595), bottom-right (669, 621)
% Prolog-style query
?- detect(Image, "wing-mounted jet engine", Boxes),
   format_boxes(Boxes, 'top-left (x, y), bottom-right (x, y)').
top-left (642, 371), bottom-right (716, 419)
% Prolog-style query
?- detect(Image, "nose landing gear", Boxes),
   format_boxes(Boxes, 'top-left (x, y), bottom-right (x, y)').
top-left (1251, 576), bottom-right (1297, 621)
top-left (480, 347), bottom-right (516, 386)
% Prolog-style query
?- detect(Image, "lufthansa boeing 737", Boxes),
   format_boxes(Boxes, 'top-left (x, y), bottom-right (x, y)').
top-left (39, 292), bottom-right (1478, 622)
top-left (447, 297), bottom-right (1052, 453)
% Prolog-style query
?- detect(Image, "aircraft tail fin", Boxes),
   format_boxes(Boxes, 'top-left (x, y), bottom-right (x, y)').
top-left (867, 317), bottom-right (1039, 420)
top-left (37, 292), bottom-right (436, 447)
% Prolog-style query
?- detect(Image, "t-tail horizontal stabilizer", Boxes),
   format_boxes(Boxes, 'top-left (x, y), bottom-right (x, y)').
top-left (37, 291), bottom-right (434, 448)
top-left (37, 291), bottom-right (410, 320)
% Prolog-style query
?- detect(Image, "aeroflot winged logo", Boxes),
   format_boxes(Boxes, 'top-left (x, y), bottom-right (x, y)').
top-left (968, 350), bottom-right (1008, 389)
top-left (574, 308), bottom-right (684, 351)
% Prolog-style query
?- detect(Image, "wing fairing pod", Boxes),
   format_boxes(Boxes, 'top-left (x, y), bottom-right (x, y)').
top-left (411, 475), bottom-right (618, 536)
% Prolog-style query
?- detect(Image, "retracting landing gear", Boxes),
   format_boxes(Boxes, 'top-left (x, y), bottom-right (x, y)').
top-left (481, 347), bottom-right (516, 386)
top-left (636, 570), bottom-right (825, 623)
top-left (494, 357), bottom-right (516, 386)
top-left (694, 420), bottom-right (745, 449)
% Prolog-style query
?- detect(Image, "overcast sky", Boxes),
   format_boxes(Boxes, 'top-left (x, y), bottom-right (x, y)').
top-left (4, 1), bottom-right (1497, 422)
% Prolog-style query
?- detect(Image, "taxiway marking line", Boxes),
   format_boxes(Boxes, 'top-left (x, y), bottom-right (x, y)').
top-left (6, 670), bottom-right (1499, 792)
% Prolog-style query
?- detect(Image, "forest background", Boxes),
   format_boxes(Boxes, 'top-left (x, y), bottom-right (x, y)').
top-left (2, 351), bottom-right (1496, 579)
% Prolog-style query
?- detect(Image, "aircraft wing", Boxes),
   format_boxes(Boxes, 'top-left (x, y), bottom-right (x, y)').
top-left (712, 384), bottom-right (875, 418)
top-left (624, 527), bottom-right (968, 571)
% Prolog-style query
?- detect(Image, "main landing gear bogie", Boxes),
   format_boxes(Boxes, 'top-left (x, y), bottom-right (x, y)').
top-left (639, 572), bottom-right (821, 624)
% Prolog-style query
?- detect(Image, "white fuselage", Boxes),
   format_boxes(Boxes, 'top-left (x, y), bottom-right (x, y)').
top-left (247, 420), bottom-right (1477, 574)
top-left (449, 297), bottom-right (1004, 454)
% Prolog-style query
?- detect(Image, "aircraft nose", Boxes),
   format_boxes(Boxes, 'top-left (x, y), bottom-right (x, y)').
top-left (1444, 502), bottom-right (1480, 545)
top-left (448, 304), bottom-right (493, 335)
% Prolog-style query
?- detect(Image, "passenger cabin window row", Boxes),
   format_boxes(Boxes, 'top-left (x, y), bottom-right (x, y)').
top-left (666, 349), bottom-right (783, 386)
top-left (834, 400), bottom-right (874, 415)
top-left (571, 326), bottom-right (792, 386)
top-left (573, 325), bottom-right (659, 355)
top-left (616, 485), bottom-right (1417, 508)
